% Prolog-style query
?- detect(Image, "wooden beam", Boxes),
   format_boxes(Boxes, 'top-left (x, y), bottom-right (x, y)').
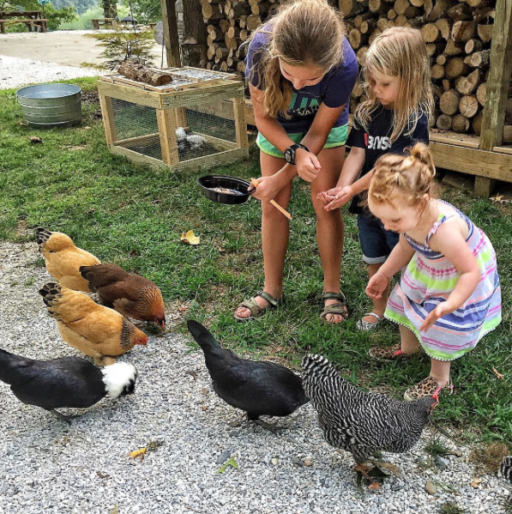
top-left (160, 0), bottom-right (181, 68)
top-left (480, 0), bottom-right (512, 150)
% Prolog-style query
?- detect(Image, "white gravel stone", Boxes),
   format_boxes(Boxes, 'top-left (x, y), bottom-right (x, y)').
top-left (0, 240), bottom-right (510, 513)
top-left (0, 55), bottom-right (102, 90)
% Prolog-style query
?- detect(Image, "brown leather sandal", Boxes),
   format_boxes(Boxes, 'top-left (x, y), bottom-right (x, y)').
top-left (234, 290), bottom-right (282, 321)
top-left (320, 291), bottom-right (348, 324)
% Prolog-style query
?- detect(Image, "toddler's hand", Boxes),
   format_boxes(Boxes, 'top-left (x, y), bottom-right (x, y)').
top-left (420, 302), bottom-right (452, 332)
top-left (366, 273), bottom-right (390, 300)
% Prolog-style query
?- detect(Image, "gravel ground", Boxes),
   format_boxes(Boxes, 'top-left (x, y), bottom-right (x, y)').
top-left (0, 240), bottom-right (510, 514)
top-left (0, 55), bottom-right (102, 90)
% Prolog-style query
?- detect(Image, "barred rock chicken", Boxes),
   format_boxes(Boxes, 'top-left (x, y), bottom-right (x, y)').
top-left (79, 264), bottom-right (166, 328)
top-left (0, 348), bottom-right (137, 423)
top-left (302, 354), bottom-right (436, 488)
top-left (36, 227), bottom-right (100, 292)
top-left (188, 320), bottom-right (308, 432)
top-left (40, 282), bottom-right (148, 366)
top-left (501, 456), bottom-right (512, 483)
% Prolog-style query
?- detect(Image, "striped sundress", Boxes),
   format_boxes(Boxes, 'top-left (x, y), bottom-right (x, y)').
top-left (385, 201), bottom-right (501, 362)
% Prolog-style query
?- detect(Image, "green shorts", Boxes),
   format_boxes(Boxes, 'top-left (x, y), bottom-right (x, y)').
top-left (256, 124), bottom-right (349, 158)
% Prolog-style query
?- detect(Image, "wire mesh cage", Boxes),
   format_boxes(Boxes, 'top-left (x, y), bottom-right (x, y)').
top-left (97, 67), bottom-right (249, 172)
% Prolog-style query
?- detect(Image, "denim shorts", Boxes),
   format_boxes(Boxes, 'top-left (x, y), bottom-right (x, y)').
top-left (357, 212), bottom-right (399, 264)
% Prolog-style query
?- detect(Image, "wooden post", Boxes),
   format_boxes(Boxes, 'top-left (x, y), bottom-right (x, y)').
top-left (232, 96), bottom-right (249, 153)
top-left (156, 108), bottom-right (180, 166)
top-left (160, 0), bottom-right (182, 68)
top-left (478, 0), bottom-right (512, 197)
top-left (98, 94), bottom-right (118, 147)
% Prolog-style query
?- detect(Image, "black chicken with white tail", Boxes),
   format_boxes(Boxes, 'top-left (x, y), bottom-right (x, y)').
top-left (302, 354), bottom-right (436, 488)
top-left (187, 320), bottom-right (308, 432)
top-left (0, 348), bottom-right (137, 423)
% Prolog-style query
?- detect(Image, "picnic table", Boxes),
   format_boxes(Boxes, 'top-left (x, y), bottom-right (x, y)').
top-left (0, 11), bottom-right (47, 34)
top-left (91, 18), bottom-right (114, 30)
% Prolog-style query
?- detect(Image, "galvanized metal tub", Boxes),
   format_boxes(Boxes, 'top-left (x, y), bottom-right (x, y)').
top-left (16, 84), bottom-right (82, 127)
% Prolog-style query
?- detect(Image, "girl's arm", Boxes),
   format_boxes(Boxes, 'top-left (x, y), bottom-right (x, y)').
top-left (420, 223), bottom-right (481, 331)
top-left (366, 235), bottom-right (415, 299)
top-left (318, 147), bottom-right (365, 210)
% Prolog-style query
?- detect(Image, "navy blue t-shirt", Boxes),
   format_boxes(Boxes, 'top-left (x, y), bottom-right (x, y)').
top-left (347, 106), bottom-right (429, 214)
top-left (245, 29), bottom-right (359, 133)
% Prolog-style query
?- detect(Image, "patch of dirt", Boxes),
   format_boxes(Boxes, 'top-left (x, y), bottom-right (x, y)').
top-left (81, 90), bottom-right (99, 104)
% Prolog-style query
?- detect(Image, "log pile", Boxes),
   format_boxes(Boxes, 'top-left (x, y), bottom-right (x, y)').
top-left (339, 0), bottom-right (509, 139)
top-left (199, 0), bottom-right (278, 78)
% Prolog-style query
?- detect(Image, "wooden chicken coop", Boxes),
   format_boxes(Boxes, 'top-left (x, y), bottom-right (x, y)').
top-left (97, 67), bottom-right (249, 172)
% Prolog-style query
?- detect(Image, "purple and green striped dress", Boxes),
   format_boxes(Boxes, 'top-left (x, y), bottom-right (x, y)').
top-left (385, 201), bottom-right (501, 362)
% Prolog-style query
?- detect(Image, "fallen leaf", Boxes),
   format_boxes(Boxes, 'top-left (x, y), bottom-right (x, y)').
top-left (17, 121), bottom-right (27, 126)
top-left (180, 230), bottom-right (200, 245)
top-left (96, 471), bottom-right (110, 479)
top-left (84, 126), bottom-right (91, 130)
top-left (425, 480), bottom-right (437, 495)
top-left (201, 405), bottom-right (208, 411)
top-left (28, 136), bottom-right (42, 144)
top-left (186, 370), bottom-right (198, 380)
top-left (111, 506), bottom-right (119, 514)
top-left (217, 456), bottom-right (239, 473)
top-left (493, 367), bottom-right (504, 380)
top-left (471, 477), bottom-right (481, 488)
top-left (127, 448), bottom-right (147, 461)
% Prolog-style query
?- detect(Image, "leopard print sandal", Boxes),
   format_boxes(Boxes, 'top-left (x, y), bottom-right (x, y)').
top-left (368, 344), bottom-right (409, 362)
top-left (404, 376), bottom-right (454, 402)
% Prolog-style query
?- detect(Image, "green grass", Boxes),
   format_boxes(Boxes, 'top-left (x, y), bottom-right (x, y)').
top-left (1, 78), bottom-right (511, 445)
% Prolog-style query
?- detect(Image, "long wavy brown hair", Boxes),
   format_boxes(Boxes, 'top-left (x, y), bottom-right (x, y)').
top-left (247, 0), bottom-right (346, 119)
top-left (356, 27), bottom-right (434, 143)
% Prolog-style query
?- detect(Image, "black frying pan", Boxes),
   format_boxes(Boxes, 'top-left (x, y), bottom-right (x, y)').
top-left (198, 175), bottom-right (255, 205)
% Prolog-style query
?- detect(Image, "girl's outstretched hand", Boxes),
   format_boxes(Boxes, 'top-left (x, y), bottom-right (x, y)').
top-left (296, 150), bottom-right (322, 182)
top-left (366, 272), bottom-right (390, 300)
top-left (420, 302), bottom-right (453, 332)
top-left (317, 185), bottom-right (355, 211)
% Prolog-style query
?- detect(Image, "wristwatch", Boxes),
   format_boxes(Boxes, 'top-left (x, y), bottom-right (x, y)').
top-left (284, 143), bottom-right (309, 165)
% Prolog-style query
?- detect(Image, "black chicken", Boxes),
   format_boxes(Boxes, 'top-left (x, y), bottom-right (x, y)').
top-left (187, 320), bottom-right (308, 432)
top-left (302, 354), bottom-right (436, 488)
top-left (0, 348), bottom-right (137, 423)
top-left (501, 456), bottom-right (512, 483)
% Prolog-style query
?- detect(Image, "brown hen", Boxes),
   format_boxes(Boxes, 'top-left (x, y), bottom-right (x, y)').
top-left (39, 282), bottom-right (148, 366)
top-left (79, 264), bottom-right (166, 328)
top-left (36, 228), bottom-right (100, 292)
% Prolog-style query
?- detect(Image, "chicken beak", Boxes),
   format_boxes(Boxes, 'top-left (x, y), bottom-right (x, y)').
top-left (136, 337), bottom-right (149, 346)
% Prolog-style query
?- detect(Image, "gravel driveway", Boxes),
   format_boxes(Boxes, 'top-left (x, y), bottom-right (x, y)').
top-left (0, 240), bottom-right (510, 514)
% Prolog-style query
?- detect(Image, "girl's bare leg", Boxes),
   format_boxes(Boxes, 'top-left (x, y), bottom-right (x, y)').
top-left (430, 360), bottom-right (451, 387)
top-left (310, 146), bottom-right (346, 323)
top-left (400, 325), bottom-right (421, 354)
top-left (234, 152), bottom-right (292, 319)
top-left (363, 263), bottom-right (389, 324)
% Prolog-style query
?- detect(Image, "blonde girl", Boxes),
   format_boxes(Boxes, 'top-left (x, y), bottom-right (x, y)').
top-left (234, 0), bottom-right (359, 323)
top-left (365, 144), bottom-right (501, 401)
top-left (318, 27), bottom-right (433, 331)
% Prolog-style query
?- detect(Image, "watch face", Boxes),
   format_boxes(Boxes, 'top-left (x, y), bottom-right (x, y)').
top-left (285, 148), bottom-right (294, 164)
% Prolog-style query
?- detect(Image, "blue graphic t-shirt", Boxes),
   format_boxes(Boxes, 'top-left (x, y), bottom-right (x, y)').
top-left (245, 29), bottom-right (359, 133)
top-left (347, 105), bottom-right (430, 214)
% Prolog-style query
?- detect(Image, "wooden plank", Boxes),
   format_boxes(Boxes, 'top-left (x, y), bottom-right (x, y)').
top-left (160, 0), bottom-right (181, 68)
top-left (494, 145), bottom-right (512, 156)
top-left (156, 108), bottom-right (179, 165)
top-left (232, 96), bottom-right (249, 149)
top-left (115, 133), bottom-right (160, 147)
top-left (429, 130), bottom-right (480, 149)
top-left (474, 177), bottom-right (496, 197)
top-left (161, 83), bottom-right (244, 109)
top-left (175, 108), bottom-right (188, 130)
top-left (171, 148), bottom-right (249, 173)
top-left (245, 99), bottom-right (255, 127)
top-left (196, 133), bottom-right (238, 151)
top-left (97, 81), bottom-right (161, 109)
top-left (430, 141), bottom-right (512, 184)
top-left (480, 0), bottom-right (512, 150)
top-left (110, 145), bottom-right (169, 170)
top-left (98, 93), bottom-right (117, 146)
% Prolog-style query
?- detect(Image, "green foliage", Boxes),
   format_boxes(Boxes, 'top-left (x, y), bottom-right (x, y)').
top-left (121, 0), bottom-right (160, 25)
top-left (1, 79), bottom-right (512, 448)
top-left (59, 4), bottom-right (130, 30)
top-left (0, 0), bottom-right (76, 31)
top-left (439, 502), bottom-right (466, 514)
top-left (85, 28), bottom-right (154, 69)
top-left (101, 0), bottom-right (116, 18)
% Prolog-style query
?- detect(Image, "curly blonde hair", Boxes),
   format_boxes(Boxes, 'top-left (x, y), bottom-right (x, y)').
top-left (356, 27), bottom-right (434, 143)
top-left (248, 0), bottom-right (346, 119)
top-left (369, 143), bottom-right (437, 208)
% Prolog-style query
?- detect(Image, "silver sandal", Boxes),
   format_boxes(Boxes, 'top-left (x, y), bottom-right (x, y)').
top-left (356, 312), bottom-right (382, 331)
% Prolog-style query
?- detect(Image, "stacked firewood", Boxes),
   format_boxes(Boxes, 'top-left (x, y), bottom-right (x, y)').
top-left (199, 0), bottom-right (278, 77)
top-left (340, 0), bottom-right (512, 139)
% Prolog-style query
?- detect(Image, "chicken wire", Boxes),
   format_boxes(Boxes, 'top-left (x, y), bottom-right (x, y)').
top-left (111, 98), bottom-right (238, 163)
